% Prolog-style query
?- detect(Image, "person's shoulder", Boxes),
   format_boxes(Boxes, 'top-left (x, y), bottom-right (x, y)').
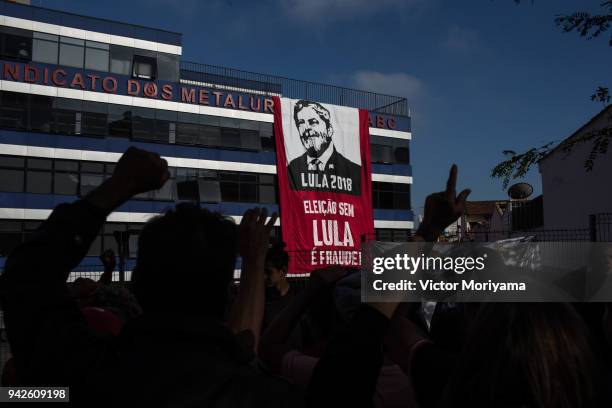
top-left (288, 153), bottom-right (307, 170)
top-left (335, 150), bottom-right (360, 169)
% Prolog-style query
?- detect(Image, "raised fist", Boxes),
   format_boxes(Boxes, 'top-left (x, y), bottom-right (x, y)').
top-left (112, 147), bottom-right (170, 197)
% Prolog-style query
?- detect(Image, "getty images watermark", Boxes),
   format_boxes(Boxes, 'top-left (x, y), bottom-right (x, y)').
top-left (361, 239), bottom-right (612, 302)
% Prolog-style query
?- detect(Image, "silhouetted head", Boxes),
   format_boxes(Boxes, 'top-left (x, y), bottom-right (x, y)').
top-left (265, 242), bottom-right (289, 288)
top-left (132, 204), bottom-right (238, 319)
top-left (441, 303), bottom-right (602, 408)
top-left (293, 100), bottom-right (334, 158)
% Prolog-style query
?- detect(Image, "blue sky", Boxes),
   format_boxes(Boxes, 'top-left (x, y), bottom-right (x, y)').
top-left (41, 0), bottom-right (612, 217)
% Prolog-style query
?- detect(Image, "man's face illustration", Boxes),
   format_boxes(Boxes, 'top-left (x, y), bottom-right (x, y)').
top-left (296, 106), bottom-right (331, 158)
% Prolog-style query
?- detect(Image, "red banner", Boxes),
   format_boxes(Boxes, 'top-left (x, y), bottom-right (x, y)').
top-left (273, 97), bottom-right (374, 274)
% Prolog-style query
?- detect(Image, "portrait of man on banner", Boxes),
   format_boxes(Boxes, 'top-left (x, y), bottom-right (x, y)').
top-left (287, 100), bottom-right (362, 195)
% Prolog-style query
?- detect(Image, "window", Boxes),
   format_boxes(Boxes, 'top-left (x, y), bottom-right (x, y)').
top-left (259, 174), bottom-right (276, 204)
top-left (376, 229), bottom-right (392, 242)
top-left (85, 40), bottom-right (109, 72)
top-left (220, 128), bottom-right (241, 148)
top-left (371, 144), bottom-right (394, 164)
top-left (198, 180), bottom-right (221, 203)
top-left (220, 117), bottom-right (240, 129)
top-left (373, 182), bottom-right (393, 209)
top-left (259, 185), bottom-right (276, 203)
top-left (82, 101), bottom-right (108, 137)
top-left (370, 136), bottom-right (410, 165)
top-left (132, 54), bottom-right (156, 79)
top-left (32, 32), bottom-right (58, 64)
top-left (372, 182), bottom-right (411, 210)
top-left (240, 121), bottom-right (260, 150)
top-left (375, 229), bottom-right (410, 242)
top-left (53, 98), bottom-right (82, 135)
top-left (108, 104), bottom-right (132, 138)
top-left (0, 92), bottom-right (28, 130)
top-left (199, 115), bottom-right (220, 146)
top-left (81, 162), bottom-right (104, 173)
top-left (54, 172), bottom-right (78, 195)
top-left (132, 107), bottom-right (156, 141)
top-left (395, 146), bottom-right (409, 164)
top-left (26, 170), bottom-right (52, 193)
top-left (239, 173), bottom-right (258, 202)
top-left (155, 110), bottom-right (177, 143)
top-left (27, 158), bottom-right (52, 170)
top-left (110, 45), bottom-right (133, 75)
top-left (157, 52), bottom-right (179, 82)
top-left (260, 122), bottom-right (275, 151)
top-left (240, 129), bottom-right (260, 150)
top-left (0, 156), bottom-right (25, 168)
top-left (59, 36), bottom-right (85, 68)
top-left (176, 113), bottom-right (200, 145)
top-left (55, 160), bottom-right (78, 172)
top-left (29, 95), bottom-right (54, 133)
top-left (1, 27), bottom-right (32, 61)
top-left (220, 172), bottom-right (240, 201)
top-left (393, 184), bottom-right (411, 210)
top-left (199, 125), bottom-right (220, 146)
top-left (0, 169), bottom-right (24, 192)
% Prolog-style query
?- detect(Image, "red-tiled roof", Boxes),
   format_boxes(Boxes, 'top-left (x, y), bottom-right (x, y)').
top-left (465, 200), bottom-right (508, 216)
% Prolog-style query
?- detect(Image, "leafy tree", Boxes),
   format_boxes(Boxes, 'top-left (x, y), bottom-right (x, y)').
top-left (492, 1), bottom-right (611, 189)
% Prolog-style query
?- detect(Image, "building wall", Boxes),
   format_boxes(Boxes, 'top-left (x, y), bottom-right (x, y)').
top-left (0, 2), bottom-right (414, 267)
top-left (539, 106), bottom-right (612, 229)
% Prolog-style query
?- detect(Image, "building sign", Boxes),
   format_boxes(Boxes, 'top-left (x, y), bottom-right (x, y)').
top-left (273, 96), bottom-right (374, 274)
top-left (0, 60), bottom-right (404, 130)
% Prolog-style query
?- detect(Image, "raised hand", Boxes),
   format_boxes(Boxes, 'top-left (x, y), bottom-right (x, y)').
top-left (99, 249), bottom-right (116, 271)
top-left (112, 147), bottom-right (170, 197)
top-left (85, 147), bottom-right (170, 215)
top-left (418, 164), bottom-right (471, 241)
top-left (229, 208), bottom-right (279, 345)
top-left (239, 208), bottom-right (279, 263)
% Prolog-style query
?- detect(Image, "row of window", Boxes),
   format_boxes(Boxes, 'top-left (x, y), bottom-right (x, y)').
top-left (0, 220), bottom-right (409, 258)
top-left (0, 156), bottom-right (411, 209)
top-left (0, 91), bottom-right (410, 163)
top-left (0, 26), bottom-right (179, 81)
top-left (0, 91), bottom-right (275, 151)
top-left (0, 156), bottom-right (277, 204)
top-left (375, 229), bottom-right (411, 242)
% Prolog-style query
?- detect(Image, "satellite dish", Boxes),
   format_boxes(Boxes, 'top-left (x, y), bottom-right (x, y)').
top-left (507, 182), bottom-right (533, 200)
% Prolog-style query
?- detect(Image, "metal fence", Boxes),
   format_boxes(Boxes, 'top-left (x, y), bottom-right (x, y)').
top-left (448, 213), bottom-right (612, 243)
top-left (590, 213), bottom-right (612, 242)
top-left (180, 61), bottom-right (410, 117)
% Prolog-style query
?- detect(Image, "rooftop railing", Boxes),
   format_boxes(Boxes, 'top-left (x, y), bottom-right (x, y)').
top-left (180, 61), bottom-right (410, 117)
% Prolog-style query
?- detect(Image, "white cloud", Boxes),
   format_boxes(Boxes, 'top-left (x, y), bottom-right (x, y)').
top-left (442, 25), bottom-right (479, 51)
top-left (351, 71), bottom-right (424, 101)
top-left (278, 0), bottom-right (424, 24)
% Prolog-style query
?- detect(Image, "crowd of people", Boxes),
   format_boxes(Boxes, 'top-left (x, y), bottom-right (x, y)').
top-left (0, 146), bottom-right (611, 407)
